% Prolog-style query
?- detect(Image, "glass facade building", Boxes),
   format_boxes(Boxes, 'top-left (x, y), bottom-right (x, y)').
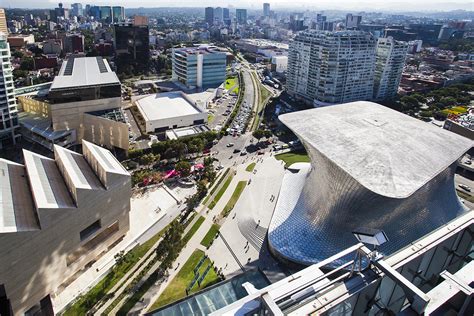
top-left (172, 46), bottom-right (226, 89)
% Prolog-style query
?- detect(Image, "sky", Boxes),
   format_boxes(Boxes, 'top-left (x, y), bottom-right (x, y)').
top-left (2, 0), bottom-right (473, 11)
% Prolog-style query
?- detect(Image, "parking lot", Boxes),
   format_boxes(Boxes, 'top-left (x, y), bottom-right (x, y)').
top-left (208, 93), bottom-right (238, 130)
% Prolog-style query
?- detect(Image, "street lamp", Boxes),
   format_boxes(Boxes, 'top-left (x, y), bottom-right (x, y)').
top-left (352, 227), bottom-right (388, 262)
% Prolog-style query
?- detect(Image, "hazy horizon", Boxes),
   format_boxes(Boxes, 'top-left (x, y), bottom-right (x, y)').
top-left (2, 0), bottom-right (474, 13)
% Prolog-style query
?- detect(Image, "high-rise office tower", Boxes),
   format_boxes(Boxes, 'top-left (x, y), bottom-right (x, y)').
top-left (100, 6), bottom-right (112, 23)
top-left (114, 23), bottom-right (150, 71)
top-left (223, 8), bottom-right (230, 25)
top-left (236, 9), bottom-right (248, 25)
top-left (205, 7), bottom-right (214, 25)
top-left (214, 7), bottom-right (223, 23)
top-left (71, 3), bottom-right (83, 17)
top-left (263, 3), bottom-right (270, 17)
top-left (112, 6), bottom-right (125, 23)
top-left (0, 33), bottom-right (19, 148)
top-left (0, 9), bottom-right (7, 34)
top-left (172, 46), bottom-right (227, 89)
top-left (287, 30), bottom-right (376, 106)
top-left (345, 13), bottom-right (362, 29)
top-left (89, 6), bottom-right (100, 20)
top-left (373, 37), bottom-right (408, 100)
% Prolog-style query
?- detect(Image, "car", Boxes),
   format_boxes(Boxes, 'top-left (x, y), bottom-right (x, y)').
top-left (216, 165), bottom-right (224, 170)
top-left (233, 148), bottom-right (241, 153)
top-left (257, 151), bottom-right (264, 155)
top-left (240, 151), bottom-right (247, 156)
top-left (458, 184), bottom-right (471, 192)
top-left (226, 143), bottom-right (234, 147)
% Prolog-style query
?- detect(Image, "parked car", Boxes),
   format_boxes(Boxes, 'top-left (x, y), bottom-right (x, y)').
top-left (226, 143), bottom-right (234, 147)
top-left (458, 184), bottom-right (471, 192)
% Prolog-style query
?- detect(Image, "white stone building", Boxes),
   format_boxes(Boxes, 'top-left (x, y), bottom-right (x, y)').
top-left (373, 37), bottom-right (409, 100)
top-left (287, 31), bottom-right (376, 106)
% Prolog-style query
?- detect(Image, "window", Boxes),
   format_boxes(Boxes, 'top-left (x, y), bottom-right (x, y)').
top-left (80, 220), bottom-right (101, 241)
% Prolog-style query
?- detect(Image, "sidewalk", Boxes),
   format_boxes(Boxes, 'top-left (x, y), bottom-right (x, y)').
top-left (135, 168), bottom-right (251, 314)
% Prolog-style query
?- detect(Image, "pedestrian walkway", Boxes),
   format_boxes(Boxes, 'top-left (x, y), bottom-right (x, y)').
top-left (135, 166), bottom-right (251, 314)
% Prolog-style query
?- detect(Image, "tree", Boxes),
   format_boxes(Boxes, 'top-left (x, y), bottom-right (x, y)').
top-left (20, 57), bottom-right (34, 71)
top-left (140, 153), bottom-right (159, 165)
top-left (175, 161), bottom-right (191, 178)
top-left (11, 50), bottom-right (24, 59)
top-left (252, 129), bottom-right (265, 141)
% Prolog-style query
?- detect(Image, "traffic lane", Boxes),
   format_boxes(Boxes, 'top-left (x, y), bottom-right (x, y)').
top-left (455, 173), bottom-right (474, 196)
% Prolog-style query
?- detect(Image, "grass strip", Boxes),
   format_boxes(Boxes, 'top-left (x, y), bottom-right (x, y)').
top-left (148, 249), bottom-right (219, 311)
top-left (203, 168), bottom-right (229, 205)
top-left (208, 173), bottom-right (234, 209)
top-left (274, 150), bottom-right (310, 168)
top-left (245, 162), bottom-right (256, 172)
top-left (221, 181), bottom-right (247, 217)
top-left (200, 224), bottom-right (221, 248)
top-left (63, 223), bottom-right (171, 315)
top-left (456, 189), bottom-right (474, 203)
top-left (182, 216), bottom-right (205, 245)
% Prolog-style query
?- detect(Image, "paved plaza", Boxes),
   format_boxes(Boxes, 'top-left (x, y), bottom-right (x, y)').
top-left (207, 156), bottom-right (288, 281)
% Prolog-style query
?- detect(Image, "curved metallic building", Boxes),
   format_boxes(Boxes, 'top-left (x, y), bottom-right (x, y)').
top-left (268, 101), bottom-right (473, 266)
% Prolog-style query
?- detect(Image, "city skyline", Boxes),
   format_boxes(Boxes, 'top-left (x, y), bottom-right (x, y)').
top-left (2, 0), bottom-right (473, 12)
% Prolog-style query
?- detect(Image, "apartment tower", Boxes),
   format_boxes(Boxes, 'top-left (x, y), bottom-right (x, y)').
top-left (287, 30), bottom-right (376, 106)
top-left (373, 37), bottom-right (409, 100)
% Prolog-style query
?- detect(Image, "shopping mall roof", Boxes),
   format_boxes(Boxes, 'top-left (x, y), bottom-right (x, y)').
top-left (279, 101), bottom-right (473, 198)
top-left (50, 56), bottom-right (120, 90)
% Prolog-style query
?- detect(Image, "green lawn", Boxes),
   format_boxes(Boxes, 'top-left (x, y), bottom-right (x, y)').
top-left (63, 222), bottom-right (171, 315)
top-left (200, 224), bottom-right (221, 248)
top-left (259, 83), bottom-right (272, 105)
top-left (182, 216), bottom-right (205, 245)
top-left (203, 168), bottom-right (230, 205)
top-left (245, 162), bottom-right (256, 172)
top-left (275, 151), bottom-right (310, 168)
top-left (208, 114), bottom-right (215, 124)
top-left (209, 173), bottom-right (234, 209)
top-left (441, 106), bottom-right (468, 115)
top-left (221, 181), bottom-right (247, 217)
top-left (149, 249), bottom-right (219, 311)
top-left (225, 77), bottom-right (238, 90)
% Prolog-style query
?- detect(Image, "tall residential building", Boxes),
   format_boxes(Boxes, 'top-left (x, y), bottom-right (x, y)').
top-left (345, 13), bottom-right (362, 29)
top-left (263, 3), bottom-right (271, 17)
top-left (71, 3), bottom-right (83, 17)
top-left (373, 37), bottom-right (409, 100)
top-left (287, 30), bottom-right (376, 106)
top-left (0, 33), bottom-right (19, 148)
top-left (112, 6), bottom-right (125, 23)
top-left (0, 9), bottom-right (8, 34)
top-left (205, 7), bottom-right (214, 25)
top-left (172, 46), bottom-right (227, 89)
top-left (236, 9), bottom-right (248, 25)
top-left (0, 140), bottom-right (131, 315)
